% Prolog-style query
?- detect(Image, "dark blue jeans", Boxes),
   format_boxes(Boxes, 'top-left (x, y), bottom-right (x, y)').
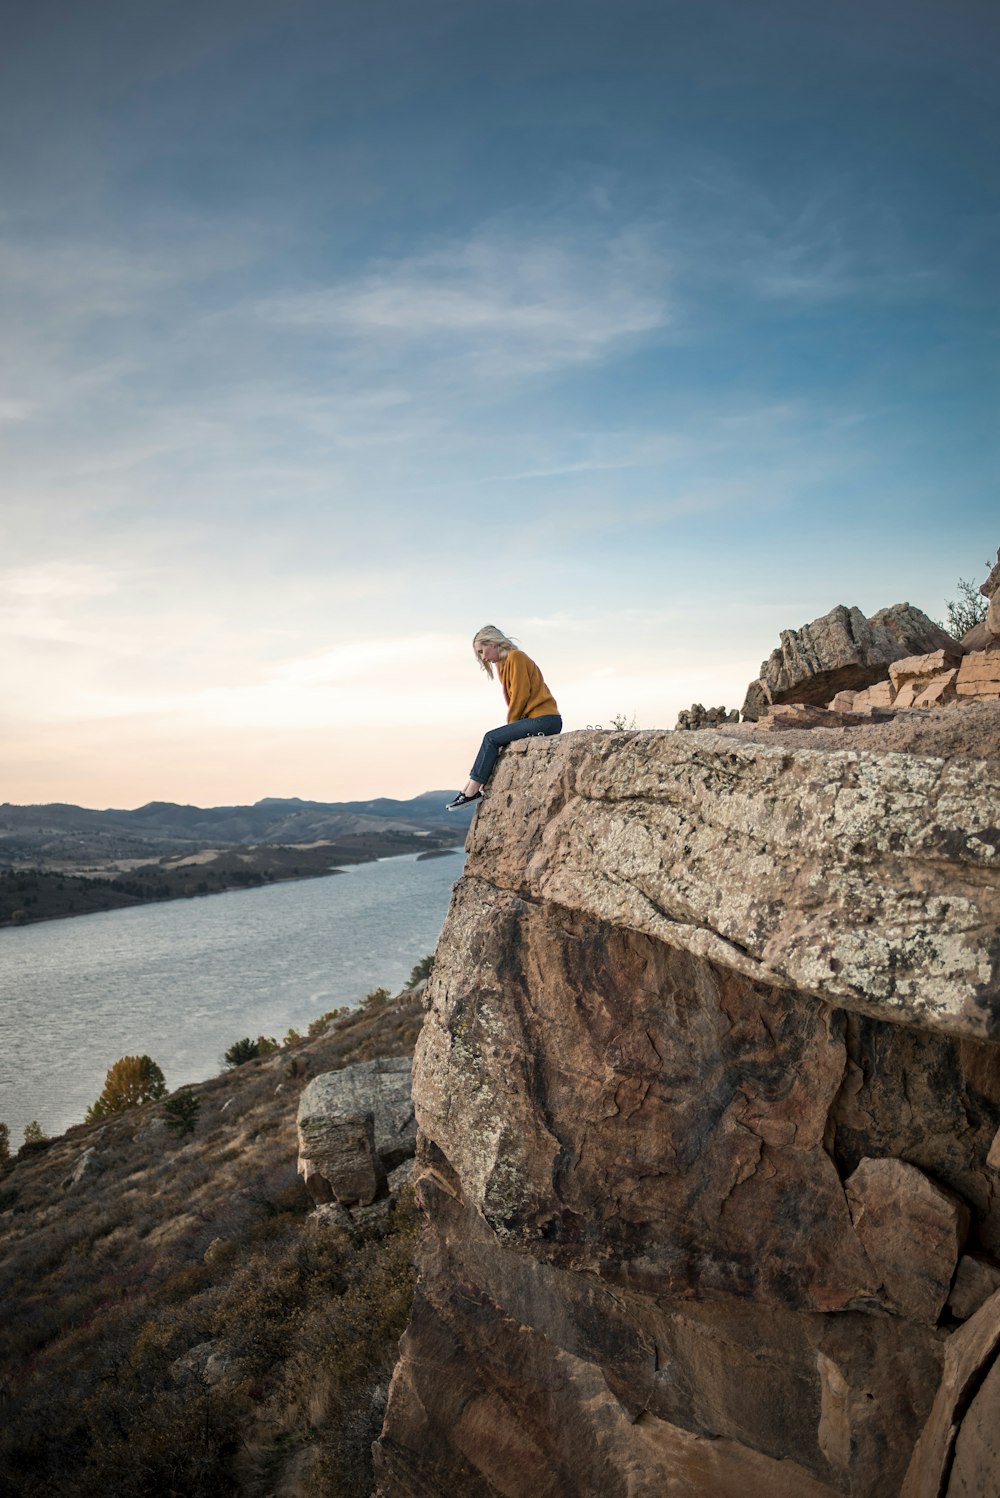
top-left (471, 714), bottom-right (562, 785)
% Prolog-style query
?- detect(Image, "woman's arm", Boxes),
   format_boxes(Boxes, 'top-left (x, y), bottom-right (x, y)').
top-left (502, 651), bottom-right (533, 722)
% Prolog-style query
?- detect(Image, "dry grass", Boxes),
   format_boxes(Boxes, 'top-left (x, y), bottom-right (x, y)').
top-left (0, 987), bottom-right (426, 1498)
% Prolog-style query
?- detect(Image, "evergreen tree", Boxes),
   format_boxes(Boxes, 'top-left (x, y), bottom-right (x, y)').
top-left (406, 954), bottom-right (435, 987)
top-left (224, 1037), bottom-right (260, 1067)
top-left (163, 1090), bottom-right (200, 1138)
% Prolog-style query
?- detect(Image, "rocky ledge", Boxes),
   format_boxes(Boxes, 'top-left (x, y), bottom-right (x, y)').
top-left (375, 711), bottom-right (1000, 1498)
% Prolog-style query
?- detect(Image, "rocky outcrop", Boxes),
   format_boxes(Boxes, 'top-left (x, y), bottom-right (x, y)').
top-left (454, 730), bottom-right (999, 1040)
top-left (296, 1057), bottom-right (415, 1208)
top-left (740, 603), bottom-right (963, 718)
top-left (375, 725), bottom-right (1000, 1498)
top-left (981, 546), bottom-right (1000, 640)
top-left (741, 559), bottom-right (1000, 723)
top-left (676, 703), bottom-right (740, 730)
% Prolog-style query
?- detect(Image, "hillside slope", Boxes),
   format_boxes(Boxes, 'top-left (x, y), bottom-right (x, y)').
top-left (0, 988), bottom-right (425, 1498)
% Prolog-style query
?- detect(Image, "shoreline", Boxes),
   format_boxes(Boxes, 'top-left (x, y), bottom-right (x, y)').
top-left (0, 837), bottom-right (463, 931)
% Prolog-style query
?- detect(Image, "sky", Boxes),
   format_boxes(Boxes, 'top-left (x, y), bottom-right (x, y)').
top-left (1, 0), bottom-right (997, 808)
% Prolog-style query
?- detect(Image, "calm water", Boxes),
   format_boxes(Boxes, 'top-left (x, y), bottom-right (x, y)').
top-left (0, 852), bottom-right (463, 1142)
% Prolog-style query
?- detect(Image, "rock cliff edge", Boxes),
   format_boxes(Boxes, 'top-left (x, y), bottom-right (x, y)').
top-left (375, 718), bottom-right (1000, 1498)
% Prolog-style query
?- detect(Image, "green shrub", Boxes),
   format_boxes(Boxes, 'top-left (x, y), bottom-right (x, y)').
top-left (406, 954), bottom-right (435, 987)
top-left (164, 1090), bottom-right (201, 1138)
top-left (361, 986), bottom-right (391, 1012)
top-left (0, 1121), bottom-right (9, 1164)
top-left (223, 1038), bottom-right (260, 1068)
top-left (22, 1120), bottom-right (46, 1144)
top-left (936, 568), bottom-right (990, 638)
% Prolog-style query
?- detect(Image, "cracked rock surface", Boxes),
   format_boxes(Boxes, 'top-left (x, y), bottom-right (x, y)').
top-left (375, 727), bottom-right (1000, 1498)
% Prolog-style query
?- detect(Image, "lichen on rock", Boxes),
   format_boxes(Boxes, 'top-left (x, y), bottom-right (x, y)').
top-left (375, 720), bottom-right (1000, 1498)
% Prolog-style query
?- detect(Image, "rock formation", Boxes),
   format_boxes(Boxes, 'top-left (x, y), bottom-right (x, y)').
top-left (740, 558), bottom-right (1000, 730)
top-left (676, 703), bottom-right (740, 730)
top-left (297, 1056), bottom-right (415, 1209)
top-left (981, 547), bottom-right (1000, 640)
top-left (375, 716), bottom-right (1000, 1498)
top-left (740, 603), bottom-right (963, 719)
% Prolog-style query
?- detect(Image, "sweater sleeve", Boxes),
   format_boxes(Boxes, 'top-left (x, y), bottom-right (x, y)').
top-left (502, 651), bottom-right (533, 723)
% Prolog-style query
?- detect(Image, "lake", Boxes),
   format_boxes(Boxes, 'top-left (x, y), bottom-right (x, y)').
top-left (0, 851), bottom-right (463, 1143)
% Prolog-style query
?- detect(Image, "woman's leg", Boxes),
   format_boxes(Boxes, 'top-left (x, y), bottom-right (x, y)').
top-left (468, 714), bottom-right (562, 788)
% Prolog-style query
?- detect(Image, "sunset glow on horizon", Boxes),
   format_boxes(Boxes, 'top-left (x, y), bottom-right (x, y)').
top-left (2, 0), bottom-right (996, 808)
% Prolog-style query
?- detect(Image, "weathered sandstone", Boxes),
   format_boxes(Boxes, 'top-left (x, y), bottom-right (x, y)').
top-left (988, 596), bottom-right (1000, 637)
top-left (888, 650), bottom-right (957, 692)
top-left (376, 726), bottom-right (1000, 1498)
top-left (464, 731), bottom-right (1000, 1040)
top-left (912, 671), bottom-right (958, 708)
top-left (981, 547), bottom-right (1000, 641)
top-left (851, 679), bottom-right (897, 709)
top-left (900, 1289), bottom-right (1000, 1498)
top-left (885, 651), bottom-right (961, 709)
top-left (741, 603), bottom-right (963, 718)
top-left (844, 1158), bottom-right (969, 1323)
top-left (947, 1254), bottom-right (1000, 1321)
top-left (956, 650), bottom-right (1000, 699)
top-left (296, 1057), bottom-right (414, 1207)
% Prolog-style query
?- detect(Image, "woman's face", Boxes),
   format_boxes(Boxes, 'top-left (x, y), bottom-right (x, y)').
top-left (477, 641), bottom-right (501, 665)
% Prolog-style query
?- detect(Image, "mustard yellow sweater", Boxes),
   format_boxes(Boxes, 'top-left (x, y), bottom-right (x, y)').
top-left (498, 650), bottom-right (559, 724)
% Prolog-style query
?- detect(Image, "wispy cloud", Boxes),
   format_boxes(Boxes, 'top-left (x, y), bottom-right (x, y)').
top-left (258, 226), bottom-right (671, 381)
top-left (678, 160), bottom-right (946, 305)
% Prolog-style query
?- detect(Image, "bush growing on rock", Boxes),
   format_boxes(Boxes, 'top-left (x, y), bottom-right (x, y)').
top-left (0, 1122), bottom-right (9, 1164)
top-left (22, 1120), bottom-right (46, 1144)
top-left (86, 1056), bottom-right (166, 1122)
top-left (939, 573), bottom-right (989, 638)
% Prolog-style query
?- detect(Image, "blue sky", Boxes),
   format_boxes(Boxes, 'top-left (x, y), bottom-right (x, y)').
top-left (1, 0), bottom-right (997, 806)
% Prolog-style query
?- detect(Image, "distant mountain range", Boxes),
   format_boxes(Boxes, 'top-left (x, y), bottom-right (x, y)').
top-left (0, 793), bottom-right (473, 865)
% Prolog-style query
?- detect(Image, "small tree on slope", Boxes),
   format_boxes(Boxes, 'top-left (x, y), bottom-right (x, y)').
top-left (86, 1055), bottom-right (167, 1122)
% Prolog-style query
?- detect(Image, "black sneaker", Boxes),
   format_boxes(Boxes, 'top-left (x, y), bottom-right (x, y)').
top-left (445, 791), bottom-right (482, 810)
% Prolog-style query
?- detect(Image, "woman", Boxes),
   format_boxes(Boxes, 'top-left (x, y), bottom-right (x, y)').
top-left (446, 626), bottom-right (562, 810)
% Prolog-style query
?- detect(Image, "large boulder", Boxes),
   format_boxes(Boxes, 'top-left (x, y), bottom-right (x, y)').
top-left (375, 727), bottom-right (1000, 1498)
top-left (741, 603), bottom-right (963, 718)
top-left (297, 1057), bottom-right (415, 1207)
top-left (458, 731), bottom-right (1000, 1041)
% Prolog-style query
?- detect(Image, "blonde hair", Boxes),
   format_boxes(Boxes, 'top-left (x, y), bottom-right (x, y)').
top-left (472, 624), bottom-right (517, 678)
